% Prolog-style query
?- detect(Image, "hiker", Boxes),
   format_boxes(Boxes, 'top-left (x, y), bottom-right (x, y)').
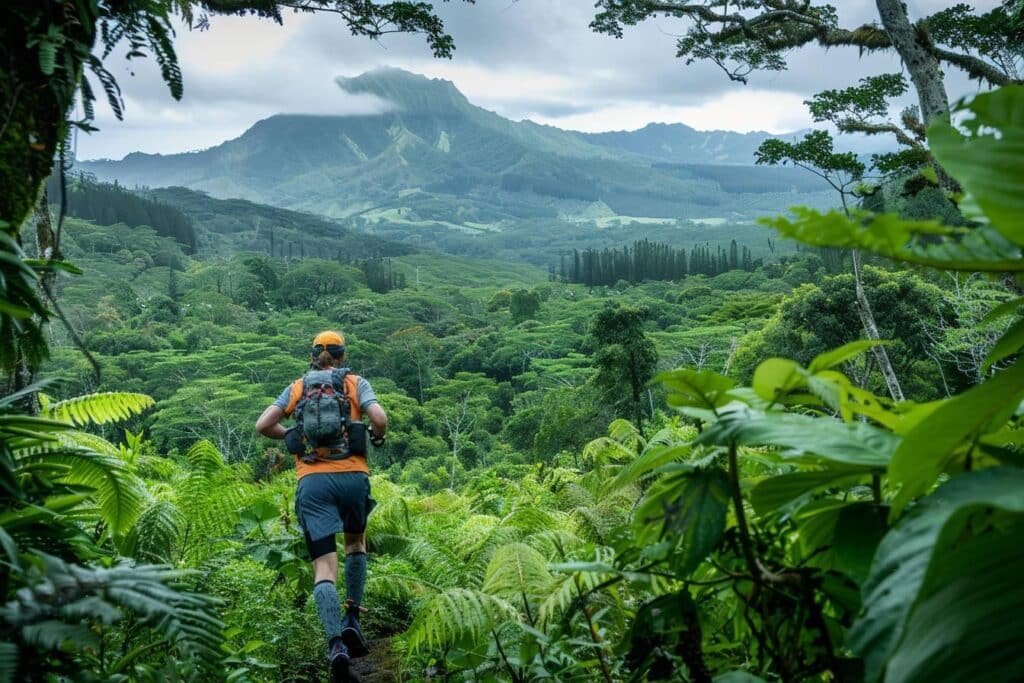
top-left (255, 330), bottom-right (387, 682)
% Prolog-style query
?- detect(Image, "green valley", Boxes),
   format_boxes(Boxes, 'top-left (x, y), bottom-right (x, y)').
top-left (4, 2), bottom-right (1024, 682)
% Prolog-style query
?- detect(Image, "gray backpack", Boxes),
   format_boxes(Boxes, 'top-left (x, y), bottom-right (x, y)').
top-left (295, 368), bottom-right (353, 462)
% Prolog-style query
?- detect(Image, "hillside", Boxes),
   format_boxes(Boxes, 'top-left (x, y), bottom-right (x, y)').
top-left (80, 68), bottom-right (835, 235)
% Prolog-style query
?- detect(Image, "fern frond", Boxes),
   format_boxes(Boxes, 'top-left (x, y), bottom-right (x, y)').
top-left (405, 588), bottom-right (517, 653)
top-left (121, 499), bottom-right (183, 563)
top-left (524, 529), bottom-right (584, 561)
top-left (43, 392), bottom-right (154, 426)
top-left (185, 439), bottom-right (226, 475)
top-left (481, 542), bottom-right (553, 605)
top-left (4, 553), bottom-right (224, 672)
top-left (14, 448), bottom-right (146, 537)
top-left (58, 430), bottom-right (120, 457)
top-left (402, 538), bottom-right (467, 588)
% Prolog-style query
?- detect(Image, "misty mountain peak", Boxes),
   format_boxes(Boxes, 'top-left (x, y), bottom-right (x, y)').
top-left (336, 67), bottom-right (471, 115)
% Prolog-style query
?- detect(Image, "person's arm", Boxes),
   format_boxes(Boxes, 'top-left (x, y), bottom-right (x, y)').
top-left (257, 383), bottom-right (297, 439)
top-left (256, 405), bottom-right (288, 439)
top-left (365, 403), bottom-right (387, 440)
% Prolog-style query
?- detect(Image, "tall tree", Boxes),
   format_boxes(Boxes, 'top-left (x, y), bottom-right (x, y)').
top-left (591, 1), bottom-right (1023, 130)
top-left (589, 304), bottom-right (659, 432)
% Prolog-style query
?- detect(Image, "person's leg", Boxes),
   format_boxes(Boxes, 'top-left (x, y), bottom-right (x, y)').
top-left (308, 538), bottom-right (343, 644)
top-left (343, 533), bottom-right (367, 605)
top-left (297, 475), bottom-right (350, 680)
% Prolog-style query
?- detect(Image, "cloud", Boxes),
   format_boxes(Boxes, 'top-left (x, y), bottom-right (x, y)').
top-left (76, 0), bottom-right (1006, 159)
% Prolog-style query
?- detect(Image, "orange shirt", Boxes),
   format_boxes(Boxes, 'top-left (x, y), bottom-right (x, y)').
top-left (282, 373), bottom-right (370, 479)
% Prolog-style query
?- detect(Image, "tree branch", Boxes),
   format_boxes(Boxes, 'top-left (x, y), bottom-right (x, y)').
top-left (931, 46), bottom-right (1021, 86)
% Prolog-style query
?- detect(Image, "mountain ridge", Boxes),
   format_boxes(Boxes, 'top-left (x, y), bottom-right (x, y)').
top-left (79, 68), bottom-right (834, 233)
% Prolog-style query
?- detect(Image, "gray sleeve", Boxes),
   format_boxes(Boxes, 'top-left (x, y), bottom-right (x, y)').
top-left (357, 377), bottom-right (378, 411)
top-left (272, 385), bottom-right (292, 411)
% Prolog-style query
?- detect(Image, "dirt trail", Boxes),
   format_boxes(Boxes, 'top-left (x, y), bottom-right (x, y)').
top-left (349, 638), bottom-right (400, 683)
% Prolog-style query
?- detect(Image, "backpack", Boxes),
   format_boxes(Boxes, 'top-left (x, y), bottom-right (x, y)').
top-left (294, 368), bottom-right (366, 463)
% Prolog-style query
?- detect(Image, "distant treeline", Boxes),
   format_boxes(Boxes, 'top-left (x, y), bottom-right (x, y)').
top-left (358, 257), bottom-right (406, 293)
top-left (561, 238), bottom-right (756, 286)
top-left (46, 173), bottom-right (197, 252)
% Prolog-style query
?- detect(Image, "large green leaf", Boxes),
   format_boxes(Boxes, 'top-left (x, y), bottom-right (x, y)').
top-left (884, 514), bottom-right (1024, 682)
top-left (888, 359), bottom-right (1024, 513)
top-left (634, 466), bottom-right (729, 577)
top-left (750, 469), bottom-right (865, 516)
top-left (695, 407), bottom-right (897, 469)
top-left (808, 340), bottom-right (887, 373)
top-left (658, 368), bottom-right (737, 410)
top-left (983, 316), bottom-right (1024, 370)
top-left (928, 86), bottom-right (1024, 246)
top-left (763, 208), bottom-right (1024, 271)
top-left (848, 468), bottom-right (1024, 682)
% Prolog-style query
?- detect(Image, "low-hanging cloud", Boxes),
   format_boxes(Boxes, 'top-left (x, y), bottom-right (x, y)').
top-left (77, 0), bottom-right (1002, 160)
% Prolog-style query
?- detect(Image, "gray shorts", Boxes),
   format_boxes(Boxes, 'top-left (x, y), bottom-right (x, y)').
top-left (295, 472), bottom-right (376, 543)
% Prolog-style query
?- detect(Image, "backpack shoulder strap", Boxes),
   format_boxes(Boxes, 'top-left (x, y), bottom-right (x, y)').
top-left (331, 367), bottom-right (349, 393)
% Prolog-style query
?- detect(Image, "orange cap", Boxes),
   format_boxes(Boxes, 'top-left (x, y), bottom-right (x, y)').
top-left (313, 330), bottom-right (345, 347)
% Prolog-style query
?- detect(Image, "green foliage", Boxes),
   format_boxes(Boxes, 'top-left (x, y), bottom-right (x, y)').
top-left (590, 304), bottom-right (659, 430)
top-left (41, 391), bottom-right (154, 426)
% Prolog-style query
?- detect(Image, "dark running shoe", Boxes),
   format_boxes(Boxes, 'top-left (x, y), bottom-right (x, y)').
top-left (329, 637), bottom-right (351, 682)
top-left (341, 603), bottom-right (370, 658)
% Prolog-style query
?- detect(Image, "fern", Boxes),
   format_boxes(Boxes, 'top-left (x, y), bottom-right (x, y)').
top-left (2, 553), bottom-right (224, 675)
top-left (185, 439), bottom-right (227, 475)
top-left (13, 447), bottom-right (146, 538)
top-left (58, 430), bottom-right (120, 457)
top-left (121, 499), bottom-right (184, 563)
top-left (405, 588), bottom-right (517, 653)
top-left (481, 542), bottom-right (554, 607)
top-left (43, 392), bottom-right (155, 426)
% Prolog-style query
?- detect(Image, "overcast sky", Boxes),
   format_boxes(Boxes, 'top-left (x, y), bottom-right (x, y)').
top-left (77, 0), bottom-right (997, 160)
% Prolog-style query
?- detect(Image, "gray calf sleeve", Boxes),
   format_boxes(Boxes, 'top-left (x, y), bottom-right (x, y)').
top-left (345, 552), bottom-right (367, 606)
top-left (313, 580), bottom-right (343, 641)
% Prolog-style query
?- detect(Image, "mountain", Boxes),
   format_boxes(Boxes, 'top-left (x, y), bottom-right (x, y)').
top-left (80, 68), bottom-right (833, 235)
top-left (579, 122), bottom-right (802, 165)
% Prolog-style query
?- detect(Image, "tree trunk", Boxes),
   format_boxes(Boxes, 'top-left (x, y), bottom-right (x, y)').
top-left (5, 190), bottom-right (58, 412)
top-left (875, 0), bottom-right (961, 191)
top-left (875, 0), bottom-right (950, 125)
top-left (852, 250), bottom-right (905, 402)
top-left (1, 3), bottom-right (92, 231)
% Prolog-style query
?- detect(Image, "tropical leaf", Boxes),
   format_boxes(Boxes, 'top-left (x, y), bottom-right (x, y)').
top-left (882, 516), bottom-right (1024, 682)
top-left (848, 468), bottom-right (1024, 682)
top-left (928, 86), bottom-right (1024, 246)
top-left (888, 359), bottom-right (1024, 514)
top-left (634, 466), bottom-right (730, 577)
top-left (750, 469), bottom-right (866, 516)
top-left (58, 430), bottom-right (120, 457)
top-left (762, 208), bottom-right (1024, 271)
top-left (696, 407), bottom-right (897, 469)
top-left (982, 316), bottom-right (1024, 370)
top-left (42, 392), bottom-right (154, 426)
top-left (658, 368), bottom-right (738, 410)
top-left (405, 588), bottom-right (517, 653)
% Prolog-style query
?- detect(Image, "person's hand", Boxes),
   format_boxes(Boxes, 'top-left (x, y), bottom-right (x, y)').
top-left (369, 427), bottom-right (385, 448)
top-left (283, 427), bottom-right (304, 455)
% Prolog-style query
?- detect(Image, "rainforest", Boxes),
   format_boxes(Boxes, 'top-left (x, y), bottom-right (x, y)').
top-left (2, 2), bottom-right (1024, 682)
